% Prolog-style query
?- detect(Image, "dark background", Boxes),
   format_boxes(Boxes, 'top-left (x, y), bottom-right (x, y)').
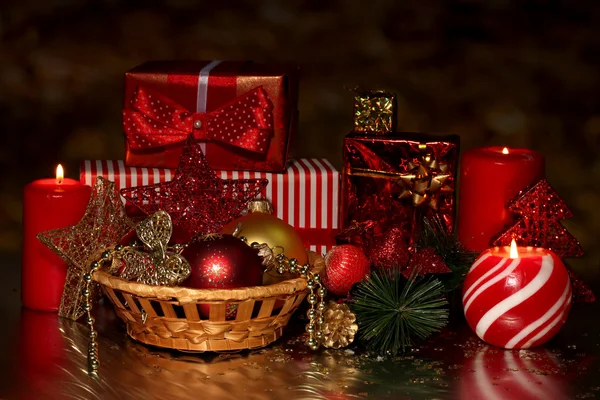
top-left (1, 0), bottom-right (599, 281)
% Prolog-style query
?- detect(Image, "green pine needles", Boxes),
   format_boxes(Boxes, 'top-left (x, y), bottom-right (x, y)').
top-left (350, 269), bottom-right (449, 355)
top-left (418, 215), bottom-right (477, 292)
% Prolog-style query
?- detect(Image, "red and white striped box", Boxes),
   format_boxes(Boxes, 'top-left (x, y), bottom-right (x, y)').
top-left (80, 159), bottom-right (339, 254)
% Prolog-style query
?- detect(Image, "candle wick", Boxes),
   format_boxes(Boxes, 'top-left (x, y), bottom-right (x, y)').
top-left (57, 177), bottom-right (63, 184)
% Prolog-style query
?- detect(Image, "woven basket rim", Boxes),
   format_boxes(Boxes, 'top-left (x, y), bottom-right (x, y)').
top-left (92, 250), bottom-right (323, 303)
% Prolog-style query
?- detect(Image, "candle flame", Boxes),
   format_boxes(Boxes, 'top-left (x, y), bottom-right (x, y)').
top-left (56, 164), bottom-right (64, 184)
top-left (502, 147), bottom-right (509, 155)
top-left (509, 238), bottom-right (519, 259)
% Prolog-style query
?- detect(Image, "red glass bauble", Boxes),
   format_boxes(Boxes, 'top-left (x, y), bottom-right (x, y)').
top-left (182, 234), bottom-right (264, 290)
top-left (220, 201), bottom-right (307, 285)
top-left (323, 245), bottom-right (370, 296)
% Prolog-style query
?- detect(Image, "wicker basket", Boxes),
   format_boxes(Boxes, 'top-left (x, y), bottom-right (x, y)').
top-left (92, 251), bottom-right (323, 352)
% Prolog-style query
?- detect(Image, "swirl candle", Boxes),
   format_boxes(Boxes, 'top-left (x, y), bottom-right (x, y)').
top-left (457, 146), bottom-right (544, 251)
top-left (462, 239), bottom-right (571, 349)
top-left (22, 165), bottom-right (91, 311)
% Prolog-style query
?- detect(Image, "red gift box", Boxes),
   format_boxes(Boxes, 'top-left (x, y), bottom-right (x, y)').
top-left (80, 159), bottom-right (339, 254)
top-left (341, 132), bottom-right (460, 243)
top-left (123, 60), bottom-right (298, 171)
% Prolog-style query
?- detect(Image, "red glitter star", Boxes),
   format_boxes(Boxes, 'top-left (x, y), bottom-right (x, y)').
top-left (121, 138), bottom-right (268, 239)
top-left (403, 247), bottom-right (452, 278)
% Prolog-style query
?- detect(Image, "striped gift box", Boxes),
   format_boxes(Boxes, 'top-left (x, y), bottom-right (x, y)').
top-left (80, 159), bottom-right (339, 254)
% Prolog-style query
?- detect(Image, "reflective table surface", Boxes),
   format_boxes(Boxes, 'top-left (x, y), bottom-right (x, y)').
top-left (2, 255), bottom-right (600, 400)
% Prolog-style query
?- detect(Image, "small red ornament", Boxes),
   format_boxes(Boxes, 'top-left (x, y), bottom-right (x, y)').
top-left (323, 245), bottom-right (370, 296)
top-left (367, 227), bottom-right (410, 271)
top-left (182, 234), bottom-right (264, 290)
top-left (121, 138), bottom-right (268, 238)
top-left (463, 245), bottom-right (571, 349)
top-left (403, 247), bottom-right (452, 278)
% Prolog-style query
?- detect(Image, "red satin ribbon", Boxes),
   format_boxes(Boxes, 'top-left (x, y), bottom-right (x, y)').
top-left (123, 85), bottom-right (274, 154)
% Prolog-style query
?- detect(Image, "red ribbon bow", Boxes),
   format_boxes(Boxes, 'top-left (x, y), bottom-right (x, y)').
top-left (123, 85), bottom-right (274, 154)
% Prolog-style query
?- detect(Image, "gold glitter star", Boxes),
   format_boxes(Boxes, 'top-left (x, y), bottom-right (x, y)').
top-left (37, 177), bottom-right (134, 320)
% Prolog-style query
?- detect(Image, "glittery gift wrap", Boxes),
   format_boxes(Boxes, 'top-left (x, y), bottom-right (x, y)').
top-left (80, 159), bottom-right (339, 253)
top-left (341, 132), bottom-right (460, 244)
top-left (353, 89), bottom-right (397, 134)
top-left (123, 60), bottom-right (298, 171)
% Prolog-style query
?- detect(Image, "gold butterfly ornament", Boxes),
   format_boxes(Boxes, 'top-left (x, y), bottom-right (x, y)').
top-left (113, 211), bottom-right (191, 286)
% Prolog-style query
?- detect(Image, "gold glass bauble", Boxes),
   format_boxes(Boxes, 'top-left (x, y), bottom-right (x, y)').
top-left (220, 201), bottom-right (307, 285)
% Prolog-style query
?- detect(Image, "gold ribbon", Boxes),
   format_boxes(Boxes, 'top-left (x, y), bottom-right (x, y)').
top-left (348, 144), bottom-right (453, 210)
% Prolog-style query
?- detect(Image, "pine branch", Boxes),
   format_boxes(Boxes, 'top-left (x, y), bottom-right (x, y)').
top-left (350, 269), bottom-right (449, 355)
top-left (418, 215), bottom-right (477, 291)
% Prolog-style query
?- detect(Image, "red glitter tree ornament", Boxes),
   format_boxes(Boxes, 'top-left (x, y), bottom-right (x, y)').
top-left (492, 179), bottom-right (594, 303)
top-left (491, 179), bottom-right (583, 258)
top-left (121, 138), bottom-right (268, 240)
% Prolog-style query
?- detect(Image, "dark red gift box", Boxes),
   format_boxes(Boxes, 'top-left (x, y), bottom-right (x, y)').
top-left (123, 60), bottom-right (298, 171)
top-left (341, 132), bottom-right (460, 244)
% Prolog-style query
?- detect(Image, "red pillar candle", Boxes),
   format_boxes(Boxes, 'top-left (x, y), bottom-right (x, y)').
top-left (462, 240), bottom-right (571, 349)
top-left (17, 309), bottom-right (67, 392)
top-left (22, 165), bottom-right (92, 311)
top-left (457, 146), bottom-right (544, 251)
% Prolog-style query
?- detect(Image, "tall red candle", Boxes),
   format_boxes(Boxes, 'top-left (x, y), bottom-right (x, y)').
top-left (457, 146), bottom-right (544, 251)
top-left (22, 165), bottom-right (91, 311)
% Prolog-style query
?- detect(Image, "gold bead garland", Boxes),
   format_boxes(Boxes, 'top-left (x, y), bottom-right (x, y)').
top-left (82, 250), bottom-right (110, 377)
top-left (250, 241), bottom-right (328, 351)
top-left (257, 246), bottom-right (357, 351)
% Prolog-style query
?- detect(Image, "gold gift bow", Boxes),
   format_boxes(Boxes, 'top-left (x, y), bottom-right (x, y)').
top-left (347, 145), bottom-right (453, 210)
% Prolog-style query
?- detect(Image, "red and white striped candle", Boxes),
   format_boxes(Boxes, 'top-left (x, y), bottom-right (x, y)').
top-left (80, 159), bottom-right (339, 254)
top-left (463, 240), bottom-right (571, 349)
top-left (459, 346), bottom-right (568, 400)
